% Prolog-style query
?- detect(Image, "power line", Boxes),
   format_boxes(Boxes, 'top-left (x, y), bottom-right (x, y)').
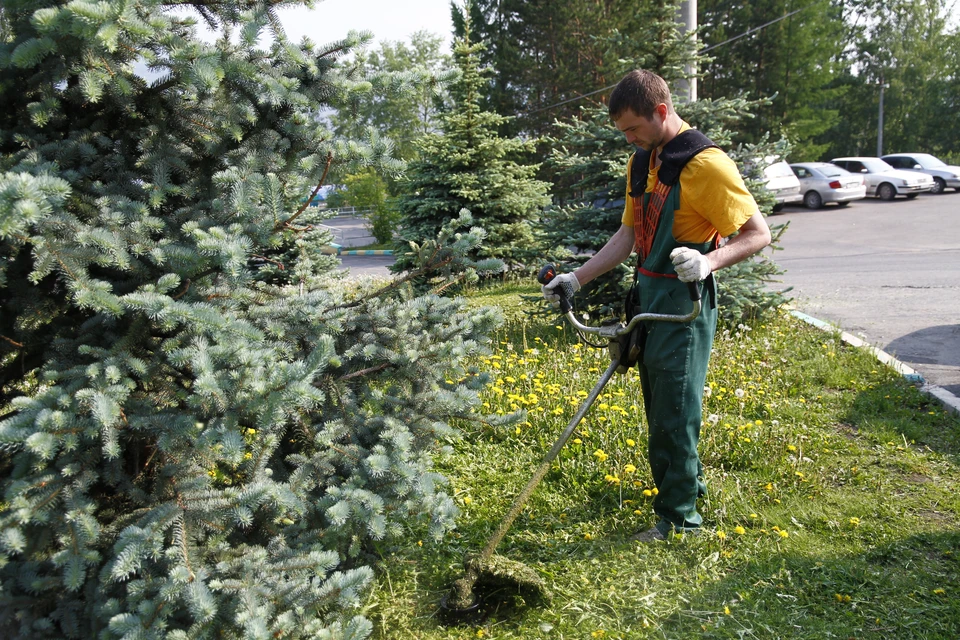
top-left (526, 6), bottom-right (808, 116)
top-left (701, 7), bottom-right (804, 53)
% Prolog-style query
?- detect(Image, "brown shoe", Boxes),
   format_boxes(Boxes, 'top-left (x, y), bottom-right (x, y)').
top-left (632, 527), bottom-right (666, 542)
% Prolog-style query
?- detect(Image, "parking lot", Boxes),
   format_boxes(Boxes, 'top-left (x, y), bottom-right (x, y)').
top-left (768, 190), bottom-right (960, 395)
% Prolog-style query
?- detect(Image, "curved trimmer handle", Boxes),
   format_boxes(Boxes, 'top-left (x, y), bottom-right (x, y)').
top-left (537, 263), bottom-right (573, 313)
top-left (539, 263), bottom-right (703, 339)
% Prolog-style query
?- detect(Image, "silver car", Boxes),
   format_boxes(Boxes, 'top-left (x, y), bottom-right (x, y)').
top-left (881, 153), bottom-right (960, 194)
top-left (789, 162), bottom-right (867, 209)
top-left (830, 157), bottom-right (934, 200)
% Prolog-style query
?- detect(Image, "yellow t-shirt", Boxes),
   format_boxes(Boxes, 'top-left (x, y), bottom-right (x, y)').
top-left (621, 122), bottom-right (758, 243)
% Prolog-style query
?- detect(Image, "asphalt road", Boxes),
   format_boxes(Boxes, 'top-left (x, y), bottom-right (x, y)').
top-left (767, 191), bottom-right (960, 395)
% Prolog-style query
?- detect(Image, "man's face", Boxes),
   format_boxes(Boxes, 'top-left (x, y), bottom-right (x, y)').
top-left (614, 107), bottom-right (665, 151)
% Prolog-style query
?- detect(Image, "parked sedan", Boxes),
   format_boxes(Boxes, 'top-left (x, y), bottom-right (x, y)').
top-left (789, 162), bottom-right (866, 209)
top-left (762, 160), bottom-right (803, 211)
top-left (881, 153), bottom-right (960, 194)
top-left (830, 157), bottom-right (934, 200)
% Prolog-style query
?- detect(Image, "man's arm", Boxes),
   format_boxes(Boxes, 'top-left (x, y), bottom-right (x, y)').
top-left (572, 224), bottom-right (635, 286)
top-left (705, 211), bottom-right (771, 272)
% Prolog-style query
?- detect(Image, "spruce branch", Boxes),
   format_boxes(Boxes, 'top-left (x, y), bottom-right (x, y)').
top-left (1, 335), bottom-right (24, 348)
top-left (251, 255), bottom-right (285, 270)
top-left (335, 253), bottom-right (454, 311)
top-left (337, 363), bottom-right (392, 381)
top-left (172, 278), bottom-right (192, 300)
top-left (277, 152), bottom-right (333, 231)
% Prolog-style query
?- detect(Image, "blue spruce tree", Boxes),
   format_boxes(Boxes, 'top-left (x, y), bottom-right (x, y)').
top-left (0, 2), bottom-right (502, 637)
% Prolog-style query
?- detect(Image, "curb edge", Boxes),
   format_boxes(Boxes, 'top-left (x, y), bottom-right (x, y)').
top-left (789, 310), bottom-right (960, 417)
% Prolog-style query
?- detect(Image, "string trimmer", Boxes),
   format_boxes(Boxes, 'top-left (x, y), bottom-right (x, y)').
top-left (440, 264), bottom-right (702, 622)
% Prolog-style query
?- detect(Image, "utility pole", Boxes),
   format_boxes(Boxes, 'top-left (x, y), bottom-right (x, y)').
top-left (877, 75), bottom-right (888, 157)
top-left (676, 0), bottom-right (698, 103)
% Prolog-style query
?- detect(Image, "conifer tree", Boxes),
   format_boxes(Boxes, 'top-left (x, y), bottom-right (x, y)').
top-left (392, 29), bottom-right (551, 273)
top-left (542, 0), bottom-right (788, 322)
top-left (0, 2), bottom-right (505, 638)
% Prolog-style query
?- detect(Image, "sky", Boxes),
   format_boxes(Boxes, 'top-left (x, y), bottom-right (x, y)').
top-left (278, 0), bottom-right (456, 51)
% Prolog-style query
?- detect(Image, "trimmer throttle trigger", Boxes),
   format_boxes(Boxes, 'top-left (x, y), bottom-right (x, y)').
top-left (537, 264), bottom-right (572, 313)
top-left (537, 264), bottom-right (557, 285)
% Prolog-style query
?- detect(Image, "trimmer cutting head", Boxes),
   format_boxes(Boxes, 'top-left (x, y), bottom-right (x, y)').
top-left (439, 553), bottom-right (551, 624)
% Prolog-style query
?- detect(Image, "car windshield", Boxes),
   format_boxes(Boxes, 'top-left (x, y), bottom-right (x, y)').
top-left (764, 162), bottom-right (795, 178)
top-left (861, 158), bottom-right (895, 173)
top-left (913, 153), bottom-right (947, 168)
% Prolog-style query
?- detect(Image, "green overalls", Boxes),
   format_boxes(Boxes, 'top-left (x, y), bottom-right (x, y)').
top-left (630, 140), bottom-right (719, 536)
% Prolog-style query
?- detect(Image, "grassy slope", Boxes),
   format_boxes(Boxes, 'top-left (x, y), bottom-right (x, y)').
top-left (364, 284), bottom-right (960, 639)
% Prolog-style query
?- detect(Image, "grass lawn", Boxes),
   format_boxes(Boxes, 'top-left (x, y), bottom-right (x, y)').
top-left (364, 284), bottom-right (960, 639)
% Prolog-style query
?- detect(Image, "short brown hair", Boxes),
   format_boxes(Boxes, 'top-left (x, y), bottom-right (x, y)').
top-left (608, 70), bottom-right (674, 120)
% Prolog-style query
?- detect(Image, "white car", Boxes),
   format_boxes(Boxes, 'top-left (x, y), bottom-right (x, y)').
top-left (881, 153), bottom-right (960, 194)
top-left (830, 157), bottom-right (934, 201)
top-left (762, 160), bottom-right (803, 211)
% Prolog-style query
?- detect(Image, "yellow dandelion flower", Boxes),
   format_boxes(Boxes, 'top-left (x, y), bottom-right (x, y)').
top-left (626, 439), bottom-right (636, 447)
top-left (778, 530), bottom-right (789, 539)
top-left (717, 530), bottom-right (726, 541)
top-left (573, 438), bottom-right (582, 445)
top-left (462, 496), bottom-right (472, 505)
top-left (624, 464), bottom-right (637, 474)
top-left (593, 449), bottom-right (609, 462)
top-left (634, 509), bottom-right (642, 515)
top-left (787, 445), bottom-right (797, 452)
top-left (642, 489), bottom-right (653, 497)
top-left (591, 631), bottom-right (605, 638)
top-left (724, 606), bottom-right (731, 615)
top-left (417, 540), bottom-right (423, 547)
top-left (734, 526), bottom-right (746, 535)
top-left (584, 533), bottom-right (594, 540)
top-left (934, 588), bottom-right (946, 595)
top-left (245, 428), bottom-right (257, 435)
top-left (652, 487), bottom-right (658, 495)
top-left (849, 517), bottom-right (860, 526)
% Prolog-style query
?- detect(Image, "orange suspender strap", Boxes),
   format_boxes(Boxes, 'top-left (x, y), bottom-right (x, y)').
top-left (632, 179), bottom-right (673, 266)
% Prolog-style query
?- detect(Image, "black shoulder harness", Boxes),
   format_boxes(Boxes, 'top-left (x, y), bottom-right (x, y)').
top-left (629, 129), bottom-right (719, 197)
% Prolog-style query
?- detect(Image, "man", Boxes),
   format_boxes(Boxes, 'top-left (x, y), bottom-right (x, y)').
top-left (542, 70), bottom-right (771, 540)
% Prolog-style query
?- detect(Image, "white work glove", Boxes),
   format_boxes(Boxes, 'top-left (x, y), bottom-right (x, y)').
top-left (541, 272), bottom-right (581, 306)
top-left (669, 247), bottom-right (711, 283)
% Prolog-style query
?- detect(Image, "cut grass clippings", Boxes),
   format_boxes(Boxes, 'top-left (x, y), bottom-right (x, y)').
top-left (364, 284), bottom-right (960, 639)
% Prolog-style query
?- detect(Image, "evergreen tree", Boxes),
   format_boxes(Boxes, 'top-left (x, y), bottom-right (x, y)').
top-left (330, 31), bottom-right (454, 162)
top-left (542, 0), bottom-right (789, 322)
top-left (0, 2), bottom-right (507, 638)
top-left (392, 30), bottom-right (551, 273)
top-left (699, 0), bottom-right (847, 160)
top-left (818, 0), bottom-right (959, 160)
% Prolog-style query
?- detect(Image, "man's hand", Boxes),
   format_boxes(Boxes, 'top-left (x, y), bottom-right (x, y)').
top-left (670, 247), bottom-right (711, 283)
top-left (542, 272), bottom-right (580, 305)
